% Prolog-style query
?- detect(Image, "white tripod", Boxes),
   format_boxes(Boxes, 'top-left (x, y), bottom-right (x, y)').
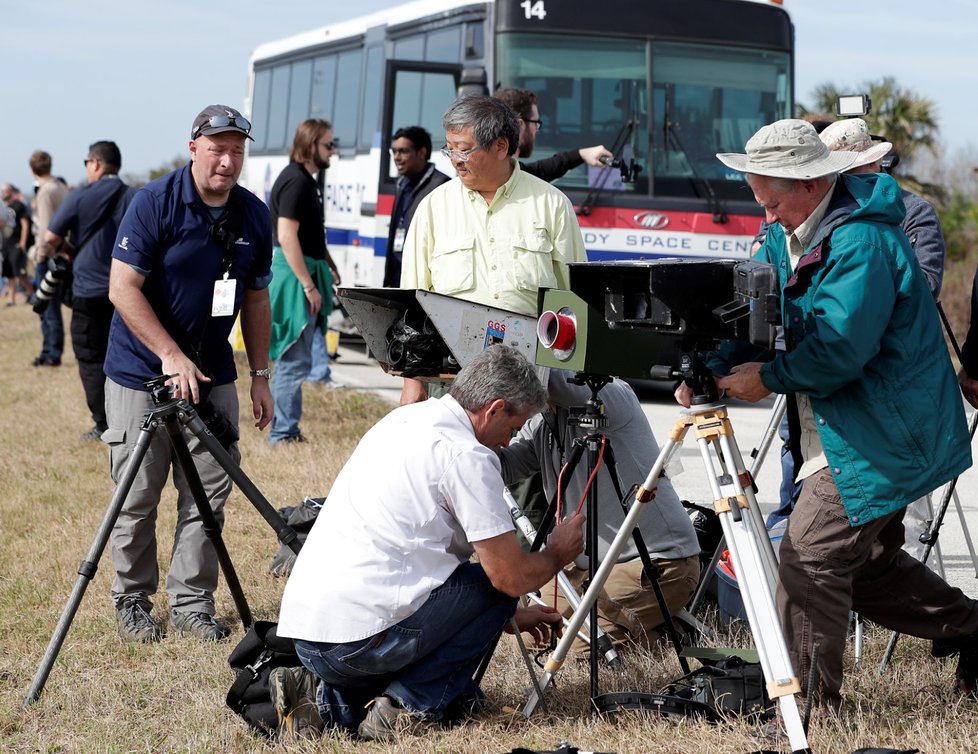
top-left (522, 396), bottom-right (811, 753)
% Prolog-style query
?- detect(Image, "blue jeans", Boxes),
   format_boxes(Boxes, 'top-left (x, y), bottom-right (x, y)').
top-left (37, 259), bottom-right (64, 360)
top-left (307, 328), bottom-right (332, 382)
top-left (294, 562), bottom-right (517, 732)
top-left (269, 312), bottom-right (317, 443)
top-left (767, 411), bottom-right (803, 528)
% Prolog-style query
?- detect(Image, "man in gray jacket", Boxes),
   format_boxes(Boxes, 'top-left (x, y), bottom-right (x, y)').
top-left (498, 371), bottom-right (700, 652)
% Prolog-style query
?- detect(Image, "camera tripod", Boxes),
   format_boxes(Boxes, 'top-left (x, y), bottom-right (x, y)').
top-left (522, 374), bottom-right (694, 715)
top-left (522, 379), bottom-right (811, 754)
top-left (24, 375), bottom-right (301, 706)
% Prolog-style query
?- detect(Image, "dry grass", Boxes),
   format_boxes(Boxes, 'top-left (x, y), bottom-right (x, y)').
top-left (0, 302), bottom-right (976, 753)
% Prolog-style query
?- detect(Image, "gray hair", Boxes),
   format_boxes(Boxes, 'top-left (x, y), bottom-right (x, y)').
top-left (450, 345), bottom-right (547, 415)
top-left (747, 173), bottom-right (836, 195)
top-left (442, 95), bottom-right (520, 156)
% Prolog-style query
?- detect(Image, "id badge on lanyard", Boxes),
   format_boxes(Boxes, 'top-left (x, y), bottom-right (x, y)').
top-left (212, 272), bottom-right (236, 317)
top-left (393, 226), bottom-right (406, 253)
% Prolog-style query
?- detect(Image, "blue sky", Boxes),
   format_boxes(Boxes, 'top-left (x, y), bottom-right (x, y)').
top-left (2, 0), bottom-right (974, 194)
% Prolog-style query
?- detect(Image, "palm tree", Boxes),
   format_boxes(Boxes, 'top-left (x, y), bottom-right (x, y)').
top-left (803, 77), bottom-right (939, 164)
top-left (799, 77), bottom-right (943, 203)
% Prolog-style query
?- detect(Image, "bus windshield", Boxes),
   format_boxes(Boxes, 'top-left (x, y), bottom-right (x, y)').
top-left (495, 33), bottom-right (790, 200)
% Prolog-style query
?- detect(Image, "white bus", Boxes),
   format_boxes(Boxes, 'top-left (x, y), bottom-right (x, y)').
top-left (242, 0), bottom-right (793, 287)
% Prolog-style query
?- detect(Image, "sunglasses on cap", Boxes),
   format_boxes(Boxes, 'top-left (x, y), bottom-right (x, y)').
top-left (193, 114), bottom-right (252, 140)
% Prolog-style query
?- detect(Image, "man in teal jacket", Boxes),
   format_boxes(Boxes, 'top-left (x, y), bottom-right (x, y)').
top-left (687, 119), bottom-right (978, 709)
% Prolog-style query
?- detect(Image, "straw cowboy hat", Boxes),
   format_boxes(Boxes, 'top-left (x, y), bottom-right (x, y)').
top-left (818, 118), bottom-right (893, 170)
top-left (717, 119), bottom-right (859, 179)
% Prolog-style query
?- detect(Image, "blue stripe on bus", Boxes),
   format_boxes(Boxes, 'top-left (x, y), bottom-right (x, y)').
top-left (324, 228), bottom-right (678, 262)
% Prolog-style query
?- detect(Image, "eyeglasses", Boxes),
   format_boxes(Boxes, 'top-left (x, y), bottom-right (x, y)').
top-left (192, 113), bottom-right (252, 140)
top-left (440, 144), bottom-right (483, 162)
top-left (525, 118), bottom-right (544, 130)
top-left (390, 147), bottom-right (416, 156)
top-left (83, 158), bottom-right (97, 167)
top-left (319, 140), bottom-right (337, 150)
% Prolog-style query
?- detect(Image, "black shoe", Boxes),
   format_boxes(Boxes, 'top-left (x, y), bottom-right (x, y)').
top-left (277, 432), bottom-right (307, 445)
top-left (80, 427), bottom-right (105, 442)
top-left (32, 356), bottom-right (61, 367)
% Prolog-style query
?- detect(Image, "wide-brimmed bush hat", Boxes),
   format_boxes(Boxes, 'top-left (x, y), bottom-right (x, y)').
top-left (818, 118), bottom-right (893, 170)
top-left (717, 119), bottom-right (859, 179)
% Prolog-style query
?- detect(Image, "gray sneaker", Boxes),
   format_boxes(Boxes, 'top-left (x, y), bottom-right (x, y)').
top-left (269, 666), bottom-right (324, 739)
top-left (170, 610), bottom-right (231, 642)
top-left (115, 596), bottom-right (163, 644)
top-left (357, 696), bottom-right (437, 741)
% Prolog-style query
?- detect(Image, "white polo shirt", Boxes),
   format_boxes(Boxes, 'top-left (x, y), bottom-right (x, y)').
top-left (278, 395), bottom-right (515, 643)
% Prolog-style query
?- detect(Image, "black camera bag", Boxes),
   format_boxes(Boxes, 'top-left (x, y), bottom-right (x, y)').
top-left (226, 620), bottom-right (302, 736)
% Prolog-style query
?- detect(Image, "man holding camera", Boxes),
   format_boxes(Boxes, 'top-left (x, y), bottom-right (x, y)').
top-left (686, 119), bottom-right (978, 708)
top-left (45, 141), bottom-right (134, 442)
top-left (103, 105), bottom-right (273, 643)
top-left (277, 346), bottom-right (584, 741)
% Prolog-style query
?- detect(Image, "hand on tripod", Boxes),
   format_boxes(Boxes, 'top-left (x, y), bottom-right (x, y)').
top-left (546, 511), bottom-right (586, 567)
top-left (506, 605), bottom-right (564, 644)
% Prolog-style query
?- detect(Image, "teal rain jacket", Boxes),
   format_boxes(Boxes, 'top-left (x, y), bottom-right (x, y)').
top-left (756, 173), bottom-right (971, 526)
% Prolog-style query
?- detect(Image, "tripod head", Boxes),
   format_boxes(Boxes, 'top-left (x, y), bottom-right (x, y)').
top-left (566, 373), bottom-right (612, 430)
top-left (650, 348), bottom-right (720, 404)
top-left (144, 374), bottom-right (180, 407)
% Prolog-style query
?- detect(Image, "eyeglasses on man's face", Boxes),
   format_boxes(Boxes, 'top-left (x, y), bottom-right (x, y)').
top-left (440, 144), bottom-right (483, 163)
top-left (525, 118), bottom-right (543, 130)
top-left (193, 114), bottom-right (252, 140)
top-left (318, 139), bottom-right (337, 150)
top-left (83, 158), bottom-right (98, 167)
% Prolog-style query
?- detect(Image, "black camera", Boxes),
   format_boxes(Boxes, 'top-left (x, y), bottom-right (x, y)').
top-left (194, 385), bottom-right (239, 452)
top-left (32, 256), bottom-right (71, 314)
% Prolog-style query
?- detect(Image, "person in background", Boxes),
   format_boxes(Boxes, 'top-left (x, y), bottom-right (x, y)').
top-left (1, 183), bottom-right (35, 306)
top-left (29, 151), bottom-right (69, 366)
top-left (267, 119), bottom-right (343, 444)
top-left (494, 87), bottom-right (612, 182)
top-left (45, 141), bottom-right (135, 441)
top-left (382, 125), bottom-right (450, 287)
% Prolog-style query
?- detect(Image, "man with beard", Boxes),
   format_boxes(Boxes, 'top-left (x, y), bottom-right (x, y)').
top-left (382, 126), bottom-right (450, 287)
top-left (494, 87), bottom-right (611, 182)
top-left (266, 118), bottom-right (342, 444)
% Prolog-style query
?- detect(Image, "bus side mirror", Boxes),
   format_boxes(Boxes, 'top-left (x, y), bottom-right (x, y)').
top-left (458, 67), bottom-right (488, 98)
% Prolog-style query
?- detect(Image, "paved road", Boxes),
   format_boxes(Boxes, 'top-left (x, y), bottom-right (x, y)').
top-left (330, 344), bottom-right (978, 598)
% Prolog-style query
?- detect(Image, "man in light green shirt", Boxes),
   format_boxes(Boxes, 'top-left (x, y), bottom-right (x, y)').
top-left (399, 95), bottom-right (587, 405)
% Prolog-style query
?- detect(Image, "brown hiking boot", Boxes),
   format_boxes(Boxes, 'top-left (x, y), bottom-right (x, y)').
top-left (357, 696), bottom-right (438, 741)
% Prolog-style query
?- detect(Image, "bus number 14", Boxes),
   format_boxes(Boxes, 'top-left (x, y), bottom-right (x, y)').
top-left (520, 0), bottom-right (547, 20)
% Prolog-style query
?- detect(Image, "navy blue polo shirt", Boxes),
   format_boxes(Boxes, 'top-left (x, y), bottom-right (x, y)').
top-left (104, 164), bottom-right (273, 390)
top-left (47, 175), bottom-right (135, 298)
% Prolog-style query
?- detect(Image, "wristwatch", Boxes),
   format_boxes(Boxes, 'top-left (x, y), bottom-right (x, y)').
top-left (249, 368), bottom-right (271, 379)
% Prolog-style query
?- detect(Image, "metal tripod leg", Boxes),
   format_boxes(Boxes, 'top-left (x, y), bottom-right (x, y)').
top-left (162, 410), bottom-right (253, 629)
top-left (687, 394), bottom-right (785, 617)
top-left (522, 409), bottom-right (703, 718)
top-left (24, 415), bottom-right (156, 706)
top-left (689, 401), bottom-right (809, 753)
top-left (24, 395), bottom-right (302, 706)
top-left (506, 490), bottom-right (621, 669)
